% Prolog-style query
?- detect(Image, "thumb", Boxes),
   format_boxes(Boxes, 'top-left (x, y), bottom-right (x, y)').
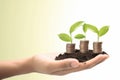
top-left (52, 58), bottom-right (80, 71)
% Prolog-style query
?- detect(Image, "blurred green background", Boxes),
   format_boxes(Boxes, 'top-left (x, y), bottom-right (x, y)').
top-left (0, 0), bottom-right (65, 80)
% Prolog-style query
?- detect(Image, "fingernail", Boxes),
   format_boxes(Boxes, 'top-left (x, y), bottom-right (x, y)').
top-left (71, 62), bottom-right (79, 68)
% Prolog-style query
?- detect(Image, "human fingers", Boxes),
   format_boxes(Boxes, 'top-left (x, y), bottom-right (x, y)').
top-left (83, 54), bottom-right (109, 69)
top-left (51, 54), bottom-right (109, 75)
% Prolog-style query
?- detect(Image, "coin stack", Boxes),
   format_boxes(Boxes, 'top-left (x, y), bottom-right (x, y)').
top-left (80, 40), bottom-right (89, 53)
top-left (93, 42), bottom-right (102, 53)
top-left (66, 44), bottom-right (75, 53)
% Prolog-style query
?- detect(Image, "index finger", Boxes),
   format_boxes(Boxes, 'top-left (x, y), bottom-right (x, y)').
top-left (83, 54), bottom-right (109, 69)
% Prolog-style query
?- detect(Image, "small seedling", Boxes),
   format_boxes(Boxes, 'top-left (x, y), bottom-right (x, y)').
top-left (85, 24), bottom-right (109, 53)
top-left (85, 24), bottom-right (109, 42)
top-left (74, 23), bottom-right (89, 40)
top-left (58, 21), bottom-right (84, 53)
top-left (74, 23), bottom-right (90, 53)
top-left (58, 21), bottom-right (84, 43)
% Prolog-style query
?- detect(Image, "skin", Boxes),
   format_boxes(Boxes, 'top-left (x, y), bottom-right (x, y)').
top-left (0, 54), bottom-right (109, 79)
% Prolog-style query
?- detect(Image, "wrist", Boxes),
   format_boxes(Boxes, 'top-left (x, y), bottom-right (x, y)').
top-left (16, 56), bottom-right (35, 74)
top-left (25, 56), bottom-right (35, 73)
top-left (31, 55), bottom-right (39, 73)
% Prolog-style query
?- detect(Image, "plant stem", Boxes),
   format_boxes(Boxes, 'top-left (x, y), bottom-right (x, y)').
top-left (71, 39), bottom-right (72, 44)
top-left (84, 36), bottom-right (86, 40)
top-left (84, 33), bottom-right (86, 40)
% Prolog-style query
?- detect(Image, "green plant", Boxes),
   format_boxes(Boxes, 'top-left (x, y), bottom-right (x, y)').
top-left (85, 24), bottom-right (109, 42)
top-left (58, 21), bottom-right (84, 43)
top-left (74, 23), bottom-right (89, 40)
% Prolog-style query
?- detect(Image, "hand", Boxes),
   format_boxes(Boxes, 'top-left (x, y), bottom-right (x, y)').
top-left (0, 54), bottom-right (109, 79)
top-left (32, 54), bottom-right (109, 75)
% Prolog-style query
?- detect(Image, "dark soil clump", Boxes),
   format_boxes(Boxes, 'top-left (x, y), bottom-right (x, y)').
top-left (55, 50), bottom-right (107, 62)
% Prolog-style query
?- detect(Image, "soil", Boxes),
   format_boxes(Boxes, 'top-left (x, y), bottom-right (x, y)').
top-left (55, 50), bottom-right (107, 62)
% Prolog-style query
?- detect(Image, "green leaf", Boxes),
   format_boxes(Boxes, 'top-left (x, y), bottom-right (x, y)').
top-left (74, 34), bottom-right (85, 39)
top-left (83, 23), bottom-right (88, 33)
top-left (58, 33), bottom-right (72, 42)
top-left (99, 26), bottom-right (109, 37)
top-left (69, 21), bottom-right (84, 34)
top-left (86, 24), bottom-right (99, 34)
